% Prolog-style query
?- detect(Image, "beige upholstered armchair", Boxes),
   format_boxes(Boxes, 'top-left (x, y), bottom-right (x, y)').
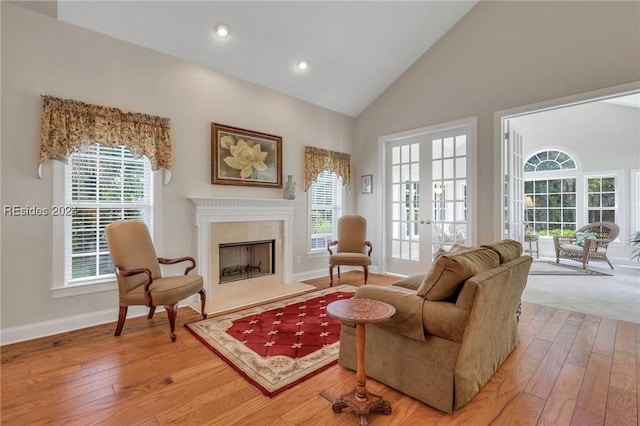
top-left (105, 220), bottom-right (207, 341)
top-left (553, 221), bottom-right (620, 269)
top-left (328, 215), bottom-right (372, 286)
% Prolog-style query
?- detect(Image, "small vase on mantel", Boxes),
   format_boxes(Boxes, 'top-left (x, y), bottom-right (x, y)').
top-left (283, 175), bottom-right (296, 200)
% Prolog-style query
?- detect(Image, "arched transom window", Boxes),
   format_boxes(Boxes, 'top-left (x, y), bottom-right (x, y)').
top-left (524, 149), bottom-right (576, 172)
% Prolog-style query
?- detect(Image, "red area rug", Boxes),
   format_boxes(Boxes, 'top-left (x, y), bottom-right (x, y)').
top-left (186, 284), bottom-right (356, 397)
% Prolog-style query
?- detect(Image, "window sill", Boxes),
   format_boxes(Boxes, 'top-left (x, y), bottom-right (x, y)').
top-left (51, 280), bottom-right (117, 298)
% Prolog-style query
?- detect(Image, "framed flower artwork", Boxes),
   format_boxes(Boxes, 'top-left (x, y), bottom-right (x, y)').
top-left (211, 123), bottom-right (282, 188)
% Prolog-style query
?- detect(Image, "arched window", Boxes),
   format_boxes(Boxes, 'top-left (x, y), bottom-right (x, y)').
top-left (524, 149), bottom-right (576, 172)
top-left (524, 150), bottom-right (578, 236)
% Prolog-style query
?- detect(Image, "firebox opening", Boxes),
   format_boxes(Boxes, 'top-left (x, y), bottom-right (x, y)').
top-left (219, 239), bottom-right (275, 284)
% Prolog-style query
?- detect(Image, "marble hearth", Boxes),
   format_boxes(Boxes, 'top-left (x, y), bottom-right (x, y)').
top-left (189, 197), bottom-right (313, 314)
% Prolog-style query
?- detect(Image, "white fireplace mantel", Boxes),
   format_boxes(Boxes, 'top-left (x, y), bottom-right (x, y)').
top-left (189, 197), bottom-right (295, 292)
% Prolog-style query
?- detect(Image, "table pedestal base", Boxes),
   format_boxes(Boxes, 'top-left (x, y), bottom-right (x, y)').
top-left (332, 388), bottom-right (392, 426)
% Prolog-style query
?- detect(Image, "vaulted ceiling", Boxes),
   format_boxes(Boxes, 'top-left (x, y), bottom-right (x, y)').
top-left (50, 1), bottom-right (477, 117)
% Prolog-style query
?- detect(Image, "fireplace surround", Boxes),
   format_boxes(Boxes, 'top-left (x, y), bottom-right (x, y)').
top-left (189, 197), bottom-right (313, 313)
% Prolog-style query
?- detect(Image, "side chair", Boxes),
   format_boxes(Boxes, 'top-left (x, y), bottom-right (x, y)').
top-left (553, 221), bottom-right (619, 269)
top-left (105, 219), bottom-right (207, 342)
top-left (328, 215), bottom-right (372, 286)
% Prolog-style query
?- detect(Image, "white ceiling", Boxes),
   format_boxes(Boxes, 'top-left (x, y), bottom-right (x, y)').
top-left (601, 93), bottom-right (640, 109)
top-left (54, 1), bottom-right (477, 117)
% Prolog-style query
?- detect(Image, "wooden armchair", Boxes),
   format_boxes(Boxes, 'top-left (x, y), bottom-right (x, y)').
top-left (553, 221), bottom-right (619, 269)
top-left (105, 220), bottom-right (207, 341)
top-left (328, 215), bottom-right (372, 286)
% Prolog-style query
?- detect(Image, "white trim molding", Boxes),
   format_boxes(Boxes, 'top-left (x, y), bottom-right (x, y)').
top-left (189, 197), bottom-right (295, 295)
top-left (0, 306), bottom-right (155, 346)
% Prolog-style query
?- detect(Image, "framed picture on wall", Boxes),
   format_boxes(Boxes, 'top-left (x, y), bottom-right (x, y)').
top-left (211, 123), bottom-right (283, 188)
top-left (361, 174), bottom-right (373, 194)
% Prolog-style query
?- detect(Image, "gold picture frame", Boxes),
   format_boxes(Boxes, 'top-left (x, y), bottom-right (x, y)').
top-left (211, 123), bottom-right (282, 188)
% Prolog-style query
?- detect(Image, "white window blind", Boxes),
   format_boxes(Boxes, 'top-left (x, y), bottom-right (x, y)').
top-left (309, 170), bottom-right (342, 252)
top-left (64, 144), bottom-right (153, 284)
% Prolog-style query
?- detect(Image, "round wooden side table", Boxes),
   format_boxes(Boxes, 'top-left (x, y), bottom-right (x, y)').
top-left (327, 298), bottom-right (396, 426)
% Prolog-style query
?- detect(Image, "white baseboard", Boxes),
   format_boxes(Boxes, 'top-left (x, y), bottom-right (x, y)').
top-left (2, 265), bottom-right (385, 346)
top-left (0, 305), bottom-right (154, 346)
top-left (292, 265), bottom-right (381, 283)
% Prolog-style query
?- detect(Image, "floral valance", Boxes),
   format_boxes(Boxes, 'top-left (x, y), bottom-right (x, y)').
top-left (38, 95), bottom-right (172, 176)
top-left (304, 146), bottom-right (351, 191)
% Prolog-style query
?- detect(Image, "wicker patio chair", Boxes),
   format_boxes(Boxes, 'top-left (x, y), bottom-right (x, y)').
top-left (553, 221), bottom-right (619, 269)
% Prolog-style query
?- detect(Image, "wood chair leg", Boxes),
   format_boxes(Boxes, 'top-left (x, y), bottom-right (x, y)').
top-left (199, 289), bottom-right (207, 319)
top-left (164, 303), bottom-right (179, 342)
top-left (337, 266), bottom-right (341, 278)
top-left (115, 306), bottom-right (127, 336)
top-left (329, 265), bottom-right (335, 287)
top-left (363, 266), bottom-right (369, 285)
top-left (147, 306), bottom-right (156, 319)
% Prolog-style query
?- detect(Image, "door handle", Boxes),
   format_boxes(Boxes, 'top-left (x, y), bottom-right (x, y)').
top-left (420, 219), bottom-right (432, 225)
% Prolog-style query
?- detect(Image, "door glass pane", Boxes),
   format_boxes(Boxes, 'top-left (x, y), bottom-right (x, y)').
top-left (443, 137), bottom-right (455, 157)
top-left (401, 164), bottom-right (410, 181)
top-left (392, 165), bottom-right (400, 183)
top-left (443, 180), bottom-right (454, 200)
top-left (432, 160), bottom-right (442, 180)
top-left (392, 184), bottom-right (401, 202)
top-left (443, 159), bottom-right (454, 179)
top-left (411, 242), bottom-right (419, 260)
top-left (392, 146), bottom-right (400, 164)
top-left (455, 158), bottom-right (466, 178)
top-left (455, 135), bottom-right (467, 156)
top-left (392, 203), bottom-right (400, 220)
top-left (401, 145), bottom-right (410, 162)
top-left (432, 139), bottom-right (442, 159)
top-left (392, 240), bottom-right (400, 257)
top-left (411, 163), bottom-right (420, 181)
top-left (411, 143), bottom-right (419, 161)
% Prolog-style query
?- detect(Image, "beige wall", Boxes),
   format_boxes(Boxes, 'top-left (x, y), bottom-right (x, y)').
top-left (0, 3), bottom-right (354, 333)
top-left (2, 1), bottom-right (639, 338)
top-left (354, 1), bottom-right (640, 266)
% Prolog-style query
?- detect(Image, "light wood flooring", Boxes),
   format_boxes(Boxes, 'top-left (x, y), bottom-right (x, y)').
top-left (1, 271), bottom-right (638, 425)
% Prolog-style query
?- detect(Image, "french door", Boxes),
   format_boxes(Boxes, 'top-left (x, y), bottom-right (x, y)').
top-left (385, 124), bottom-right (472, 276)
top-left (502, 119), bottom-right (526, 241)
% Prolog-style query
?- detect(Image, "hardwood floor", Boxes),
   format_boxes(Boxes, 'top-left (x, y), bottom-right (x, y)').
top-left (1, 271), bottom-right (638, 425)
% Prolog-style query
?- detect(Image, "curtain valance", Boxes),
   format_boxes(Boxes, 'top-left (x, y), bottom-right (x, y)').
top-left (304, 146), bottom-right (351, 191)
top-left (38, 95), bottom-right (173, 177)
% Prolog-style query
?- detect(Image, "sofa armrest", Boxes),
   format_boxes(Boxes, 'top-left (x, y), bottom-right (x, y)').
top-left (422, 300), bottom-right (470, 343)
top-left (354, 285), bottom-right (426, 341)
top-left (392, 274), bottom-right (425, 291)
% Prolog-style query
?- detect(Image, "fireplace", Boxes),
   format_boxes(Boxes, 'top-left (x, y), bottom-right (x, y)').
top-left (189, 197), bottom-right (313, 313)
top-left (219, 239), bottom-right (275, 284)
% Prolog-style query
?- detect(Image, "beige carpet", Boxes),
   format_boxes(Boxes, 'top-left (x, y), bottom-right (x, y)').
top-left (529, 260), bottom-right (612, 276)
top-left (523, 259), bottom-right (640, 324)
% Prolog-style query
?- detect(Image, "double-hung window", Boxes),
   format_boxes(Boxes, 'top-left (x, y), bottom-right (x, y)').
top-left (61, 143), bottom-right (153, 289)
top-left (308, 170), bottom-right (343, 252)
top-left (586, 176), bottom-right (617, 223)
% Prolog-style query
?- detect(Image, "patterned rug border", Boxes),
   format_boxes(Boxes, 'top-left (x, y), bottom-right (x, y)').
top-left (185, 284), bottom-right (357, 397)
top-left (529, 261), bottom-right (612, 276)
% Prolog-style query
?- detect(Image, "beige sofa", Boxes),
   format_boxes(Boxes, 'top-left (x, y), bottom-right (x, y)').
top-left (338, 239), bottom-right (532, 413)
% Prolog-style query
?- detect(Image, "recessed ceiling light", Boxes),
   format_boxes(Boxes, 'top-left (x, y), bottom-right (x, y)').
top-left (215, 24), bottom-right (229, 38)
top-left (296, 60), bottom-right (308, 71)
